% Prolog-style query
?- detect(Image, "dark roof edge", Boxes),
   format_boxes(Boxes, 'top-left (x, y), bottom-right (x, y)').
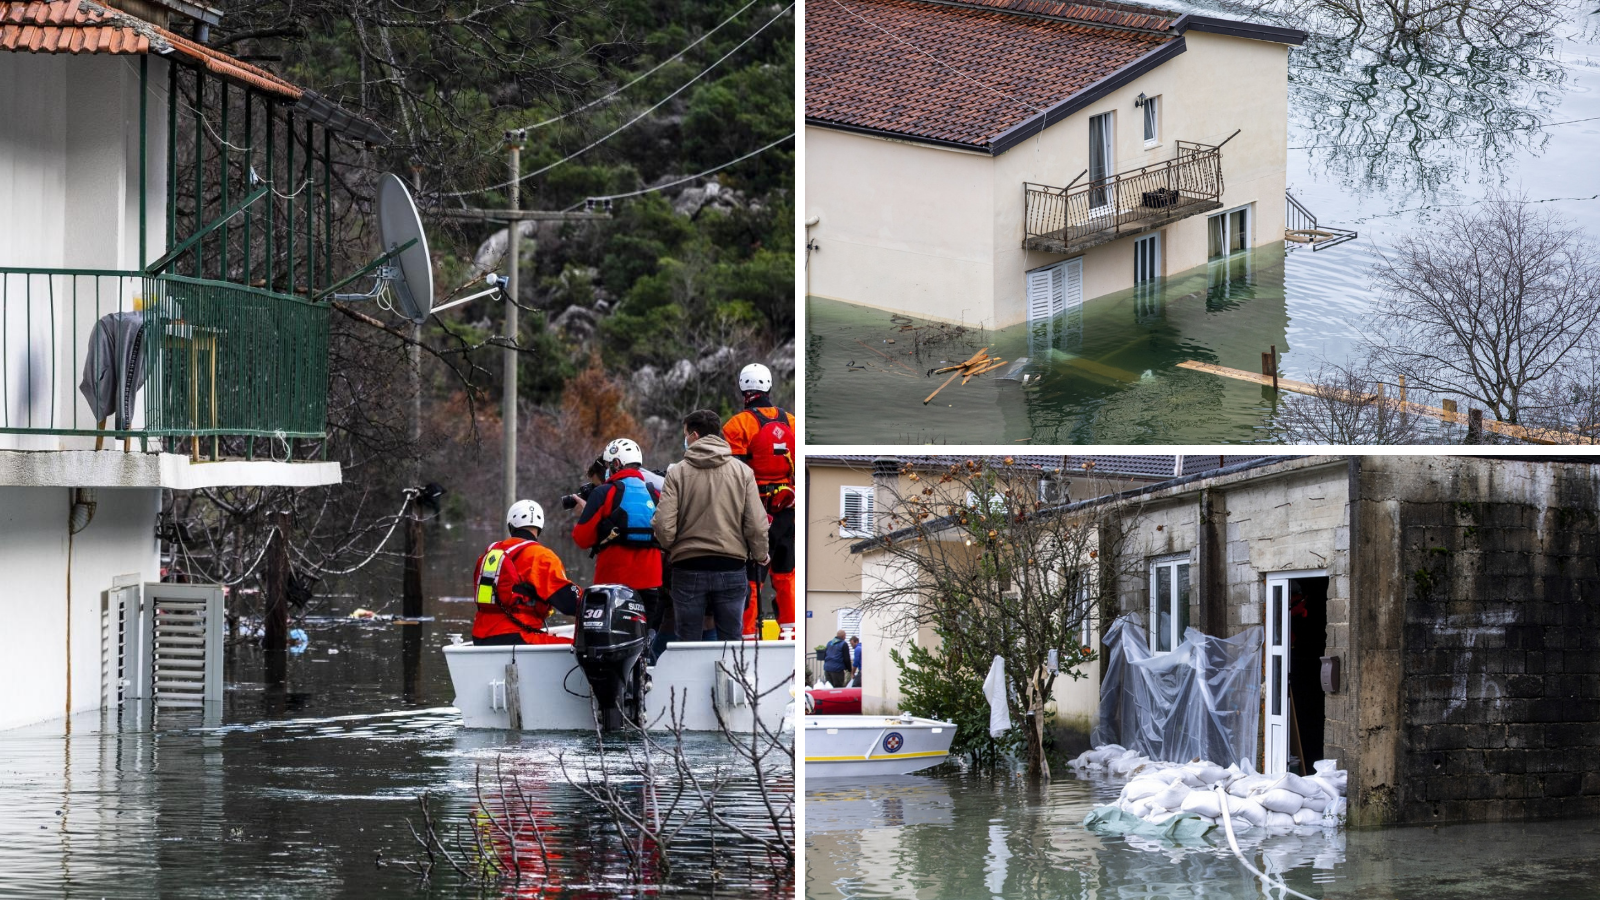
top-left (804, 117), bottom-right (992, 154)
top-left (987, 35), bottom-right (1185, 155)
top-left (1172, 14), bottom-right (1307, 46)
top-left (295, 90), bottom-right (388, 146)
top-left (849, 454), bottom-right (1312, 553)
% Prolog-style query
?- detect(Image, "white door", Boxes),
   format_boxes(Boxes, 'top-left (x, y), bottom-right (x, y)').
top-left (1264, 575), bottom-right (1290, 775)
top-left (1088, 112), bottom-right (1114, 214)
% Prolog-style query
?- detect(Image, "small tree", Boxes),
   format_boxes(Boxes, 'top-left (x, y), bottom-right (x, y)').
top-left (854, 459), bottom-right (1140, 782)
top-left (1365, 194), bottom-right (1600, 428)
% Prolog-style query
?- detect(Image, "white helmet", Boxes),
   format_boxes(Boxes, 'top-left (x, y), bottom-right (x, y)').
top-left (738, 363), bottom-right (773, 393)
top-left (506, 499), bottom-right (544, 532)
top-left (603, 437), bottom-right (643, 468)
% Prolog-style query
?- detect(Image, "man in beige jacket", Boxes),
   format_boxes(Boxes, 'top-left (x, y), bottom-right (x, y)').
top-left (653, 409), bottom-right (770, 641)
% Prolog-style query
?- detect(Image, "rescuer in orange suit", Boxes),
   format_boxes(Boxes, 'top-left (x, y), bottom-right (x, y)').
top-left (472, 500), bottom-right (581, 645)
top-left (722, 363), bottom-right (795, 639)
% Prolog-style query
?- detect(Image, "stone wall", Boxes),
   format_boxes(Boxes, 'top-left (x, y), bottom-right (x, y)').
top-left (1355, 457), bottom-right (1600, 824)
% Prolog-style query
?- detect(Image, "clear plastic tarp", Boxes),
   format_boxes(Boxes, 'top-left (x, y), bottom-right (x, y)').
top-left (1092, 614), bottom-right (1262, 768)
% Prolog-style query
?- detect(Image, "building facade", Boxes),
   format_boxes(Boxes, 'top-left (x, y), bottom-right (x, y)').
top-left (805, 0), bottom-right (1304, 328)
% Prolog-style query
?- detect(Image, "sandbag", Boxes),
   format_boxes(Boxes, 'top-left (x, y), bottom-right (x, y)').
top-left (1230, 796), bottom-right (1268, 828)
top-left (1153, 782), bottom-right (1191, 810)
top-left (1293, 808), bottom-right (1322, 826)
top-left (1188, 764), bottom-right (1229, 785)
top-left (1265, 811), bottom-right (1297, 830)
top-left (1278, 773), bottom-right (1323, 799)
top-left (1258, 788), bottom-right (1305, 814)
top-left (1307, 774), bottom-right (1342, 801)
top-left (1300, 793), bottom-right (1327, 812)
top-left (1129, 797), bottom-right (1155, 818)
top-left (1123, 779), bottom-right (1167, 802)
top-left (1180, 790), bottom-right (1222, 819)
top-left (1228, 774), bottom-right (1272, 798)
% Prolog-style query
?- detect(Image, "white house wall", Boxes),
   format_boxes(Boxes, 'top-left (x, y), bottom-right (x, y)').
top-left (994, 31), bottom-right (1290, 327)
top-left (0, 53), bottom-right (171, 451)
top-left (0, 485), bottom-right (161, 731)
top-left (805, 126), bottom-right (997, 326)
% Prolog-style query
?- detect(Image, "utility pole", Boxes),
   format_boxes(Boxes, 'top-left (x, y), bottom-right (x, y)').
top-left (502, 130), bottom-right (525, 513)
top-left (405, 166), bottom-right (425, 620)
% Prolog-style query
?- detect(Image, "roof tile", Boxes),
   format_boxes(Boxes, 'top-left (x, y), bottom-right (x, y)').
top-left (806, 0), bottom-right (1176, 148)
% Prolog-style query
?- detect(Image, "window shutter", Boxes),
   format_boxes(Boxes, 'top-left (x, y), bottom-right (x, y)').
top-left (837, 608), bottom-right (863, 638)
top-left (1026, 267), bottom-right (1054, 326)
top-left (1062, 257), bottom-right (1083, 310)
top-left (841, 487), bottom-right (874, 537)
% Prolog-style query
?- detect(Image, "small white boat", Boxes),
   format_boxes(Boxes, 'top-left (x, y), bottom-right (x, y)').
top-left (443, 637), bottom-right (795, 733)
top-left (804, 714), bottom-right (956, 778)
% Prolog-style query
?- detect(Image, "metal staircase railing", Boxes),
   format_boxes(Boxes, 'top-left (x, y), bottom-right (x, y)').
top-left (1285, 191), bottom-right (1357, 250)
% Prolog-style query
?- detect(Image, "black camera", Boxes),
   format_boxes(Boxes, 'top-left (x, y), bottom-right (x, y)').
top-left (561, 482), bottom-right (597, 510)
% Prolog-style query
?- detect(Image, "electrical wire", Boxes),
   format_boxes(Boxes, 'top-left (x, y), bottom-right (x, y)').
top-left (520, 0), bottom-right (764, 132)
top-left (437, 1), bottom-right (794, 199)
top-left (567, 132), bottom-right (794, 209)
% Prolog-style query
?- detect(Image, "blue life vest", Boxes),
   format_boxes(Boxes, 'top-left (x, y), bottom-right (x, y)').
top-left (611, 474), bottom-right (658, 548)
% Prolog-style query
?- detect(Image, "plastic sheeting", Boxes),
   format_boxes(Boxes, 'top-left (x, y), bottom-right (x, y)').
top-left (1091, 615), bottom-right (1262, 768)
top-left (982, 655), bottom-right (1011, 737)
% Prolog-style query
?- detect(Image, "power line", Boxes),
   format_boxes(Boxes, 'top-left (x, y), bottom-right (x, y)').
top-left (521, 0), bottom-right (764, 132)
top-left (437, 2), bottom-right (794, 200)
top-left (570, 132), bottom-right (794, 209)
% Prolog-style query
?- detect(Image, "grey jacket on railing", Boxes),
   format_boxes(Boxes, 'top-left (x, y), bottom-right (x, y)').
top-left (78, 311), bottom-right (147, 430)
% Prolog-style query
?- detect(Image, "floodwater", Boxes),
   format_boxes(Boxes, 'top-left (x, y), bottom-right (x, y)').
top-left (804, 6), bottom-right (1600, 444)
top-left (804, 770), bottom-right (1600, 899)
top-left (0, 529), bottom-right (793, 898)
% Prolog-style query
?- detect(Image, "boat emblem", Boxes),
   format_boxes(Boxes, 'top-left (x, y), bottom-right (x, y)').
top-left (883, 732), bottom-right (904, 753)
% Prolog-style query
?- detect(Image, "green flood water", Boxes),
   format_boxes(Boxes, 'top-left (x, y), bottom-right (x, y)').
top-left (805, 245), bottom-right (1327, 445)
top-left (805, 771), bottom-right (1600, 899)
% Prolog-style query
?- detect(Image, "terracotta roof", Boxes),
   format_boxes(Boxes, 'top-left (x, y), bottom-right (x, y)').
top-left (1, 1), bottom-right (302, 98)
top-left (806, 0), bottom-right (1178, 149)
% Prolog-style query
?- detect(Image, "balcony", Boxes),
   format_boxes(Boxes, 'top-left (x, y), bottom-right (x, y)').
top-left (1, 268), bottom-right (329, 458)
top-left (1024, 141), bottom-right (1226, 256)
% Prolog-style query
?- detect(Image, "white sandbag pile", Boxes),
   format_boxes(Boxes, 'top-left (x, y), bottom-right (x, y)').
top-left (1072, 745), bottom-right (1347, 832)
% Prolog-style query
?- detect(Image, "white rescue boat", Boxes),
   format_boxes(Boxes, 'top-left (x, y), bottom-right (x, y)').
top-left (804, 714), bottom-right (956, 778)
top-left (443, 636), bottom-right (795, 733)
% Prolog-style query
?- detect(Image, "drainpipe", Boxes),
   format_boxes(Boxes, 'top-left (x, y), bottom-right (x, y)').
top-left (65, 488), bottom-right (97, 720)
top-left (805, 215), bottom-right (821, 298)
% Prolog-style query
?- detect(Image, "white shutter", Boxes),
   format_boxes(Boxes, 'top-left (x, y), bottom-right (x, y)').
top-left (841, 486), bottom-right (874, 537)
top-left (837, 608), bottom-right (863, 639)
top-left (148, 584), bottom-right (224, 709)
top-left (1026, 267), bottom-right (1054, 326)
top-left (1061, 257), bottom-right (1083, 310)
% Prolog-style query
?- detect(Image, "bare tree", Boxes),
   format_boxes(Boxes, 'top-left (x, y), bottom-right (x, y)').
top-left (853, 459), bottom-right (1142, 782)
top-left (1260, 0), bottom-right (1571, 51)
top-left (1274, 360), bottom-right (1432, 444)
top-left (1364, 193), bottom-right (1600, 427)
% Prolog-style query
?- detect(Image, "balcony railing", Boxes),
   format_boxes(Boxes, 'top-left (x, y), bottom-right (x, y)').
top-left (0, 268), bottom-right (329, 454)
top-left (1024, 140), bottom-right (1226, 255)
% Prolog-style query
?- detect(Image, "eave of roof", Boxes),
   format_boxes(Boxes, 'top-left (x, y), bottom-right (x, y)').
top-left (849, 455), bottom-right (1315, 553)
top-left (806, 0), bottom-right (1307, 156)
top-left (1, 1), bottom-right (386, 143)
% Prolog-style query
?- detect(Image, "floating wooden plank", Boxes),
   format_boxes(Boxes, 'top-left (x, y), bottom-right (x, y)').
top-left (1176, 360), bottom-right (1593, 445)
top-left (924, 371), bottom-right (962, 405)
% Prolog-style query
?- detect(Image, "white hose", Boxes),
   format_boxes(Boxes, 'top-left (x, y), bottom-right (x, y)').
top-left (1213, 785), bottom-right (1319, 900)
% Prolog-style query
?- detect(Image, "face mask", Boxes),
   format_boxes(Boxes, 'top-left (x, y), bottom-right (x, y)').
top-left (683, 434), bottom-right (691, 450)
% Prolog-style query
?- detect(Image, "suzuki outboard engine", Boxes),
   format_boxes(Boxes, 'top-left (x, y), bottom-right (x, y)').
top-left (572, 584), bottom-right (648, 731)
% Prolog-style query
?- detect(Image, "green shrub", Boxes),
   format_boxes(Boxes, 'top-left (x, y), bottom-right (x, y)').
top-left (891, 641), bottom-right (1024, 769)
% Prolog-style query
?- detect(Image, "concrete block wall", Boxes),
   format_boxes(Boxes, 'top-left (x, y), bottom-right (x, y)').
top-left (1358, 457), bottom-right (1600, 824)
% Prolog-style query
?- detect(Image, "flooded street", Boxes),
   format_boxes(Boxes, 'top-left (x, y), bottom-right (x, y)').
top-left (805, 771), bottom-right (1600, 899)
top-left (0, 529), bottom-right (793, 898)
top-left (804, 4), bottom-right (1600, 444)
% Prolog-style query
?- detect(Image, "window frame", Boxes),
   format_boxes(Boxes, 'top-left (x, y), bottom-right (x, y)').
top-left (1142, 95), bottom-right (1159, 147)
top-left (839, 486), bottom-right (875, 538)
top-left (1207, 204), bottom-right (1253, 259)
top-left (1148, 555), bottom-right (1192, 653)
top-left (1134, 232), bottom-right (1161, 284)
top-left (1088, 111), bottom-right (1115, 214)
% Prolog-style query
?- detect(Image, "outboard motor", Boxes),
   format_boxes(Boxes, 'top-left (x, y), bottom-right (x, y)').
top-left (572, 584), bottom-right (648, 731)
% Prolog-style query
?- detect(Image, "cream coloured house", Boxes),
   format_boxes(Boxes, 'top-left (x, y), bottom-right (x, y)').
top-left (805, 0), bottom-right (1306, 328)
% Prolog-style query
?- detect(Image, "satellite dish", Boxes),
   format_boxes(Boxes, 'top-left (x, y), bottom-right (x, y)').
top-left (376, 174), bottom-right (433, 324)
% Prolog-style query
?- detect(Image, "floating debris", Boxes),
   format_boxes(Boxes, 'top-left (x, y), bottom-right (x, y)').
top-left (923, 347), bottom-right (1008, 404)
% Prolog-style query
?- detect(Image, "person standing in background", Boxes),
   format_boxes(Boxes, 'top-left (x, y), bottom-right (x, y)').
top-left (822, 630), bottom-right (852, 687)
top-left (850, 636), bottom-right (862, 687)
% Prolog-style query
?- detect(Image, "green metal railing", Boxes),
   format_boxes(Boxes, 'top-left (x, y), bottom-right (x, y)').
top-left (0, 268), bottom-right (328, 449)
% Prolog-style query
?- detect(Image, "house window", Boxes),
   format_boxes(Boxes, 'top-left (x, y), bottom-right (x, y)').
top-left (1142, 96), bottom-right (1159, 146)
top-left (1089, 112), bottom-right (1114, 212)
top-left (840, 486), bottom-right (874, 538)
top-left (1134, 233), bottom-right (1160, 283)
top-left (1208, 206), bottom-right (1251, 259)
top-left (1149, 557), bottom-right (1191, 652)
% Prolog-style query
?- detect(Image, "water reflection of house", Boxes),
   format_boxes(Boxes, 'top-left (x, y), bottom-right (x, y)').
top-left (845, 455), bottom-right (1600, 826)
top-left (805, 0), bottom-right (1305, 329)
top-left (0, 0), bottom-right (382, 730)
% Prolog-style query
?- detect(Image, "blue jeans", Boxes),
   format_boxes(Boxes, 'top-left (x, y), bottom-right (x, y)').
top-left (670, 566), bottom-right (747, 641)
